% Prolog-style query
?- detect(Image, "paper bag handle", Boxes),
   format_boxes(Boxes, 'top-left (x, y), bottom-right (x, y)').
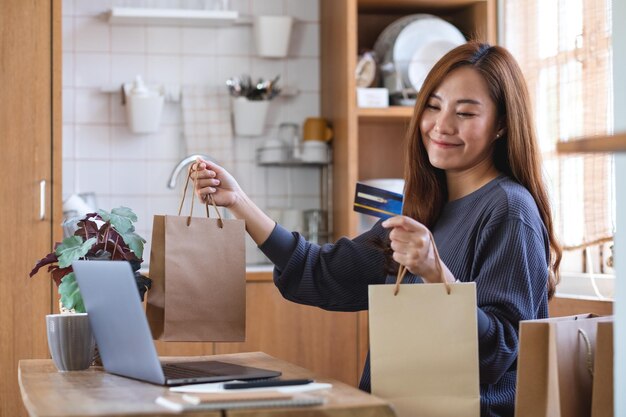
top-left (393, 229), bottom-right (450, 296)
top-left (178, 166), bottom-right (224, 228)
top-left (578, 328), bottom-right (594, 377)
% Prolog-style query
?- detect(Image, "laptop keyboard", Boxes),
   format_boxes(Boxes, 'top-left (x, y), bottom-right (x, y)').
top-left (162, 363), bottom-right (221, 379)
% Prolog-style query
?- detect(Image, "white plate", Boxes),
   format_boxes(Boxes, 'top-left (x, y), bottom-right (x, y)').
top-left (374, 15), bottom-right (465, 93)
top-left (407, 38), bottom-right (463, 91)
top-left (393, 17), bottom-right (465, 91)
top-left (372, 14), bottom-right (430, 63)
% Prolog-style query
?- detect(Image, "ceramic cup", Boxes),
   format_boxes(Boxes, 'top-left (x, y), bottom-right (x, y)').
top-left (301, 140), bottom-right (329, 163)
top-left (258, 138), bottom-right (288, 163)
top-left (46, 313), bottom-right (96, 371)
top-left (303, 117), bottom-right (333, 142)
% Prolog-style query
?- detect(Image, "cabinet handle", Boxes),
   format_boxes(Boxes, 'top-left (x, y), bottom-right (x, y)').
top-left (39, 179), bottom-right (46, 221)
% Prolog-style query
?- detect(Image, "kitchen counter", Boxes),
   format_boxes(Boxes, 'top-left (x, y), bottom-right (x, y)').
top-left (139, 265), bottom-right (274, 282)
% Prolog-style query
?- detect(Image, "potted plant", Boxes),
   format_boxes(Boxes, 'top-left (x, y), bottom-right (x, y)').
top-left (29, 207), bottom-right (151, 371)
top-left (30, 207), bottom-right (151, 313)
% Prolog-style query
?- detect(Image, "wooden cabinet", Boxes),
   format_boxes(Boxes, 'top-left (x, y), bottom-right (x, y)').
top-left (0, 1), bottom-right (62, 416)
top-left (321, 0), bottom-right (496, 241)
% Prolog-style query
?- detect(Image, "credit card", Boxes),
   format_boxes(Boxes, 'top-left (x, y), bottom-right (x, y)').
top-left (353, 182), bottom-right (403, 220)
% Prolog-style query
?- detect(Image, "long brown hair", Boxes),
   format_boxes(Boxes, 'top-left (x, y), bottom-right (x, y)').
top-left (402, 42), bottom-right (561, 298)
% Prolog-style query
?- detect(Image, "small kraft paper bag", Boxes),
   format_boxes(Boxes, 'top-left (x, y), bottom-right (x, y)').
top-left (369, 232), bottom-right (480, 417)
top-left (515, 313), bottom-right (613, 417)
top-left (146, 168), bottom-right (246, 342)
top-left (591, 320), bottom-right (613, 417)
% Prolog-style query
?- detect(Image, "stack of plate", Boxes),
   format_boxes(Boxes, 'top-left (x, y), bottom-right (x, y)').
top-left (373, 14), bottom-right (466, 94)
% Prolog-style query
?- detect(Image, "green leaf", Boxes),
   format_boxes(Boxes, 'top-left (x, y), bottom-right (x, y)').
top-left (55, 236), bottom-right (97, 268)
top-left (99, 207), bottom-right (137, 234)
top-left (58, 272), bottom-right (86, 313)
top-left (119, 230), bottom-right (146, 259)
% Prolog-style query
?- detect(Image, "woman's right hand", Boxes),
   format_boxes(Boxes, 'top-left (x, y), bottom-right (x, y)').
top-left (192, 159), bottom-right (242, 208)
top-left (192, 158), bottom-right (277, 245)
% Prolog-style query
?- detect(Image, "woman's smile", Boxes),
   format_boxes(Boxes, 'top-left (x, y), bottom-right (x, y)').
top-left (429, 137), bottom-right (463, 148)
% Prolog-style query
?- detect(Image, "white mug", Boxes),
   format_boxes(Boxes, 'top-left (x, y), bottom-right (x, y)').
top-left (301, 140), bottom-right (328, 163)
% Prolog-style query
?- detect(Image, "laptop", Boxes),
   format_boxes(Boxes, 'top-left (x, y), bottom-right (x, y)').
top-left (72, 260), bottom-right (281, 386)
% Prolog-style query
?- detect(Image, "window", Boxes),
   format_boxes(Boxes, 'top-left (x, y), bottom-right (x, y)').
top-left (502, 0), bottom-right (615, 298)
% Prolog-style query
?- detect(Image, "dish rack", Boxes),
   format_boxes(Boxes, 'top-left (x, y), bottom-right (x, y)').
top-left (256, 144), bottom-right (332, 166)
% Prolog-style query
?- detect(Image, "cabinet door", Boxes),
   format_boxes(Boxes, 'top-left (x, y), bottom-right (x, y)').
top-left (0, 1), bottom-right (60, 416)
top-left (215, 281), bottom-right (361, 386)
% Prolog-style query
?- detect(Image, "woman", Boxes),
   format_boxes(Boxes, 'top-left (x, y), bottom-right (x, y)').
top-left (193, 42), bottom-right (561, 417)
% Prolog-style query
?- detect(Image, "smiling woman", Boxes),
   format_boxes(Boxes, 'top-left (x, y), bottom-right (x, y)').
top-left (420, 66), bottom-right (502, 182)
top-left (188, 41), bottom-right (561, 417)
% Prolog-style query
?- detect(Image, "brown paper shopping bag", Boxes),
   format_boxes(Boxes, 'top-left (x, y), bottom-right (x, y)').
top-left (146, 168), bottom-right (246, 342)
top-left (369, 232), bottom-right (480, 417)
top-left (515, 314), bottom-right (613, 417)
top-left (591, 320), bottom-right (613, 417)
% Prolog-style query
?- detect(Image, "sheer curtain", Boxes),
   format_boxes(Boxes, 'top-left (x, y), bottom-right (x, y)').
top-left (502, 0), bottom-right (615, 261)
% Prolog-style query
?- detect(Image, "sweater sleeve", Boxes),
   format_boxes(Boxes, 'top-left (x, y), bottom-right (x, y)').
top-left (472, 218), bottom-right (549, 385)
top-left (258, 222), bottom-right (389, 311)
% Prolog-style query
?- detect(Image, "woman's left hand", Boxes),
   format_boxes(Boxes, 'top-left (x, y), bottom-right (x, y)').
top-left (382, 216), bottom-right (455, 284)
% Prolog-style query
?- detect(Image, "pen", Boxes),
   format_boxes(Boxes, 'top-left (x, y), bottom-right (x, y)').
top-left (223, 378), bottom-right (314, 390)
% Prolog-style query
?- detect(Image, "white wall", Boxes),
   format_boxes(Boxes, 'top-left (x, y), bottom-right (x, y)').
top-left (61, 0), bottom-right (322, 266)
top-left (612, 0), bottom-right (625, 413)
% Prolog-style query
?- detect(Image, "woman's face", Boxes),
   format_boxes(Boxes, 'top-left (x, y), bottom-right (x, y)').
top-left (420, 66), bottom-right (501, 174)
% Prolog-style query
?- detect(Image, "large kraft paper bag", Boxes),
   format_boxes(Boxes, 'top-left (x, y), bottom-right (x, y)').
top-left (515, 314), bottom-right (613, 417)
top-left (146, 169), bottom-right (246, 341)
top-left (591, 320), bottom-right (613, 417)
top-left (369, 239), bottom-right (480, 417)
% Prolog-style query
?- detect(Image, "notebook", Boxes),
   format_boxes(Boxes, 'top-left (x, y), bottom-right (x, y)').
top-left (155, 392), bottom-right (325, 412)
top-left (72, 260), bottom-right (281, 386)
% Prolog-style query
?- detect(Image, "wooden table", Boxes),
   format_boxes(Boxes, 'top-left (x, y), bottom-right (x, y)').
top-left (18, 351), bottom-right (396, 417)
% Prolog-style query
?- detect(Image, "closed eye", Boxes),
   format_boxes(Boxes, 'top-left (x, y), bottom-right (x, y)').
top-left (426, 104), bottom-right (440, 110)
top-left (457, 112), bottom-right (476, 118)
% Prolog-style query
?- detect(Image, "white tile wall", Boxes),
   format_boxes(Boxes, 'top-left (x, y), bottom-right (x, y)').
top-left (63, 0), bottom-right (323, 266)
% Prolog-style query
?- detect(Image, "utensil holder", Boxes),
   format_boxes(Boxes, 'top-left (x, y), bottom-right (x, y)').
top-left (232, 97), bottom-right (270, 136)
top-left (254, 15), bottom-right (293, 58)
top-left (125, 92), bottom-right (164, 134)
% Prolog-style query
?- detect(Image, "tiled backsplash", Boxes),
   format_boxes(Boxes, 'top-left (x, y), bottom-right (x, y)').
top-left (62, 0), bottom-right (322, 266)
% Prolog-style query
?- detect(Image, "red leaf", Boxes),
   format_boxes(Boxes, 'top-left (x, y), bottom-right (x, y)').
top-left (30, 252), bottom-right (58, 277)
top-left (51, 267), bottom-right (72, 287)
top-left (75, 219), bottom-right (100, 240)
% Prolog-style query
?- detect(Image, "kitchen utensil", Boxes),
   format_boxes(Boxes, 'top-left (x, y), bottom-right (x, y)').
top-left (278, 122), bottom-right (301, 159)
top-left (304, 209), bottom-right (328, 244)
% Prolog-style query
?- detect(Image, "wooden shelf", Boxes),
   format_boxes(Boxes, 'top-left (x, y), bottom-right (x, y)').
top-left (358, 0), bottom-right (486, 12)
top-left (556, 132), bottom-right (626, 154)
top-left (107, 7), bottom-right (243, 26)
top-left (357, 106), bottom-right (414, 122)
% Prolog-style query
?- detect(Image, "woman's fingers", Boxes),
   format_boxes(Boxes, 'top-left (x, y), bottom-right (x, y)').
top-left (388, 227), bottom-right (412, 243)
top-left (198, 186), bottom-right (216, 195)
top-left (196, 178), bottom-right (219, 190)
top-left (382, 215), bottom-right (428, 232)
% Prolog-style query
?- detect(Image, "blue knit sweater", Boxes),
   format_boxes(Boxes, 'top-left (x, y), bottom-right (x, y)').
top-left (259, 175), bottom-right (550, 417)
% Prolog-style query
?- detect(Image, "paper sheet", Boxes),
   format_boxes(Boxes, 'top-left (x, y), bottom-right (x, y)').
top-left (170, 381), bottom-right (332, 394)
